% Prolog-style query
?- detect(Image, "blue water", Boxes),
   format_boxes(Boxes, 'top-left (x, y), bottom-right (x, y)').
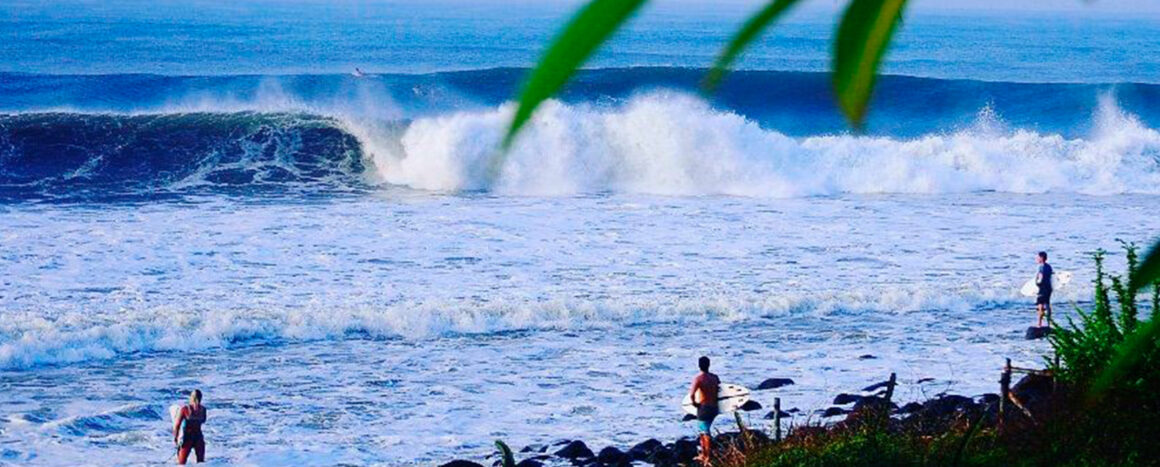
top-left (2, 1), bottom-right (1160, 465)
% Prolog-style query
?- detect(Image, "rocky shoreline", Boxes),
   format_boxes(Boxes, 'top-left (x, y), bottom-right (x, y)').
top-left (438, 372), bottom-right (1055, 467)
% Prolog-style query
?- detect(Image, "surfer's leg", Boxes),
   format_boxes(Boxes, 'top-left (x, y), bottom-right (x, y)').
top-left (194, 441), bottom-right (205, 463)
top-left (177, 445), bottom-right (191, 464)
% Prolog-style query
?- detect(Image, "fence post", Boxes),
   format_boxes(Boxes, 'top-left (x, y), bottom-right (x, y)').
top-left (999, 358), bottom-right (1011, 429)
top-left (884, 372), bottom-right (897, 405)
top-left (774, 397), bottom-right (782, 442)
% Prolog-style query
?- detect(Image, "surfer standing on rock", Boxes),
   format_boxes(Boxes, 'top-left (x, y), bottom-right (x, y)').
top-left (1036, 251), bottom-right (1054, 327)
top-left (689, 356), bottom-right (720, 465)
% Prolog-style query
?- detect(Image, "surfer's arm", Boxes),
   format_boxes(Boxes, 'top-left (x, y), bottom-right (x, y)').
top-left (173, 408), bottom-right (185, 442)
top-left (688, 379), bottom-right (701, 408)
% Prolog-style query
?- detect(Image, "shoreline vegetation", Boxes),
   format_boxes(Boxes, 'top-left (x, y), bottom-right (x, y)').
top-left (441, 245), bottom-right (1160, 467)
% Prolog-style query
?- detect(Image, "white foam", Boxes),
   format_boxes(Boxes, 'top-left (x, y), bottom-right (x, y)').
top-left (361, 92), bottom-right (1160, 196)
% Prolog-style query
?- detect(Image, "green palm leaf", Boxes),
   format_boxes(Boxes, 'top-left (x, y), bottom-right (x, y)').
top-left (832, 0), bottom-right (908, 128)
top-left (502, 0), bottom-right (648, 149)
top-left (702, 0), bottom-right (804, 92)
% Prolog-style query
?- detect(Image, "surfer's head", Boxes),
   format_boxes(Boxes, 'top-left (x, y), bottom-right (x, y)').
top-left (698, 356), bottom-right (710, 372)
top-left (190, 389), bottom-right (202, 406)
top-left (1038, 251), bottom-right (1047, 263)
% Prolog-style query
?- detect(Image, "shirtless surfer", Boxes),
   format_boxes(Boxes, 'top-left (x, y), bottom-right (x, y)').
top-left (688, 356), bottom-right (720, 465)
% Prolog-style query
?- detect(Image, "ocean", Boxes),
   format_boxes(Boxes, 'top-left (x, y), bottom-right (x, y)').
top-left (2, 1), bottom-right (1160, 464)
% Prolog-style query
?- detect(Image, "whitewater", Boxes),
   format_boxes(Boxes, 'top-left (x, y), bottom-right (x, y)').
top-left (3, 1), bottom-right (1160, 465)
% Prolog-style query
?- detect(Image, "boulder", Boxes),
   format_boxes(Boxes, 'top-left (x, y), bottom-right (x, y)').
top-left (833, 393), bottom-right (862, 405)
top-left (863, 380), bottom-right (891, 392)
top-left (977, 393), bottom-right (1000, 405)
top-left (852, 396), bottom-right (896, 412)
top-left (1011, 373), bottom-right (1054, 410)
top-left (514, 459), bottom-right (544, 467)
top-left (859, 354), bottom-right (878, 360)
top-left (672, 438), bottom-right (699, 464)
top-left (740, 400), bottom-right (763, 411)
top-left (596, 446), bottom-right (627, 466)
top-left (822, 407), bottom-right (849, 417)
top-left (1025, 326), bottom-right (1052, 340)
top-left (520, 444), bottom-right (547, 453)
top-left (627, 439), bottom-right (662, 461)
top-left (645, 445), bottom-right (675, 466)
top-left (764, 409), bottom-right (791, 419)
top-left (896, 402), bottom-right (923, 414)
top-left (921, 394), bottom-right (976, 417)
top-left (916, 377), bottom-right (935, 384)
top-left (440, 461), bottom-right (483, 467)
top-left (681, 414), bottom-right (696, 422)
top-left (756, 378), bottom-right (795, 390)
top-left (553, 440), bottom-right (594, 460)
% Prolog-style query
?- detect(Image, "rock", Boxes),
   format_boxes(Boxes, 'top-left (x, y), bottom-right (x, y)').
top-left (627, 439), bottom-right (662, 461)
top-left (520, 444), bottom-right (547, 453)
top-left (977, 393), bottom-right (1000, 405)
top-left (833, 393), bottom-right (862, 405)
top-left (740, 400), bottom-right (763, 411)
top-left (646, 446), bottom-right (675, 466)
top-left (852, 396), bottom-right (897, 412)
top-left (680, 414), bottom-right (696, 422)
top-left (916, 377), bottom-right (935, 384)
top-left (514, 460), bottom-right (544, 467)
top-left (440, 461), bottom-right (483, 467)
top-left (756, 378), bottom-right (795, 390)
top-left (921, 394), bottom-right (976, 417)
top-left (863, 380), bottom-right (891, 392)
top-left (1025, 326), bottom-right (1052, 340)
top-left (553, 440), bottom-right (594, 460)
top-left (672, 438), bottom-right (699, 464)
top-left (896, 402), bottom-right (923, 414)
top-left (596, 446), bottom-right (627, 465)
top-left (764, 409), bottom-right (791, 419)
top-left (822, 407), bottom-right (849, 417)
top-left (1011, 373), bottom-right (1054, 408)
top-left (859, 354), bottom-right (878, 360)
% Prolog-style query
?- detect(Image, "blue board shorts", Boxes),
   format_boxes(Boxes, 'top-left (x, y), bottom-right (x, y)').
top-left (696, 405), bottom-right (718, 434)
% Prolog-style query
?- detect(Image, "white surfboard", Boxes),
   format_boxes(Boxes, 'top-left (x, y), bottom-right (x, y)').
top-left (169, 404), bottom-right (184, 446)
top-left (1020, 270), bottom-right (1072, 297)
top-left (681, 384), bottom-right (750, 416)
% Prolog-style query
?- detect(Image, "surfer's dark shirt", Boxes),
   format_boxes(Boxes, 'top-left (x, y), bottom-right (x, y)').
top-left (180, 405), bottom-right (207, 446)
top-left (1037, 263), bottom-right (1054, 293)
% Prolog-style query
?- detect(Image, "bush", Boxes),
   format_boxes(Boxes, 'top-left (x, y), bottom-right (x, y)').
top-left (1049, 243), bottom-right (1160, 395)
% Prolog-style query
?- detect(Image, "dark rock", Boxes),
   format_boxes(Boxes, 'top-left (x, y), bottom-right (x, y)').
top-left (646, 446), bottom-right (674, 466)
top-left (822, 407), bottom-right (849, 417)
top-left (627, 439), bottom-right (662, 461)
top-left (917, 377), bottom-right (935, 384)
top-left (833, 393), bottom-right (862, 405)
top-left (554, 440), bottom-right (594, 460)
top-left (740, 400), bottom-right (763, 411)
top-left (897, 402), bottom-right (923, 414)
top-left (680, 414), bottom-right (696, 422)
top-left (1025, 326), bottom-right (1052, 340)
top-left (756, 378), bottom-right (795, 390)
top-left (596, 446), bottom-right (626, 465)
top-left (921, 394), bottom-right (976, 417)
top-left (977, 393), bottom-right (1000, 404)
top-left (863, 380), bottom-right (891, 392)
top-left (764, 409), bottom-right (791, 419)
top-left (786, 407), bottom-right (801, 413)
top-left (515, 460), bottom-right (544, 467)
top-left (859, 354), bottom-right (878, 360)
top-left (853, 396), bottom-right (897, 412)
top-left (520, 444), bottom-right (547, 453)
top-left (672, 438), bottom-right (699, 464)
top-left (440, 461), bottom-right (484, 467)
top-left (1011, 373), bottom-right (1054, 408)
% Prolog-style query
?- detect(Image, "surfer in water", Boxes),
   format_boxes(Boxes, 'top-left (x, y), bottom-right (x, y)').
top-left (174, 389), bottom-right (208, 464)
top-left (1036, 251), bottom-right (1053, 327)
top-left (688, 356), bottom-right (719, 465)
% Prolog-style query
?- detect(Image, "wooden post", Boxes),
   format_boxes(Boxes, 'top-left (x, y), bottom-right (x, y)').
top-left (999, 358), bottom-right (1011, 429)
top-left (884, 373), bottom-right (897, 404)
top-left (774, 397), bottom-right (782, 443)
